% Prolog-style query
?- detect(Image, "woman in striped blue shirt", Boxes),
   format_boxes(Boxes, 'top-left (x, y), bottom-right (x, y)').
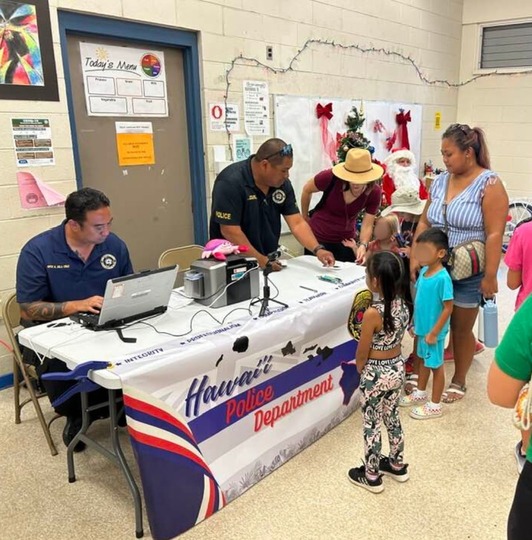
top-left (410, 124), bottom-right (508, 403)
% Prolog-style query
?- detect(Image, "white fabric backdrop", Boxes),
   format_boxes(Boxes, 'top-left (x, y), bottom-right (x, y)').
top-left (273, 96), bottom-right (422, 232)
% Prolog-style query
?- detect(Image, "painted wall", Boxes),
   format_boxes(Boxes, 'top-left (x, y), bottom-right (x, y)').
top-left (458, 0), bottom-right (532, 199)
top-left (0, 0), bottom-right (464, 380)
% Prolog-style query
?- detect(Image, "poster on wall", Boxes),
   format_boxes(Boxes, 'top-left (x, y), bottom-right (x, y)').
top-left (80, 42), bottom-right (168, 117)
top-left (233, 136), bottom-right (252, 161)
top-left (115, 122), bottom-right (155, 166)
top-left (243, 80), bottom-right (270, 136)
top-left (17, 171), bottom-right (65, 209)
top-left (12, 118), bottom-right (55, 167)
top-left (209, 103), bottom-right (240, 132)
top-left (0, 0), bottom-right (59, 101)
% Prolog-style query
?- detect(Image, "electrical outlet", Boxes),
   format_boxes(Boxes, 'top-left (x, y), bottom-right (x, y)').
top-left (266, 45), bottom-right (273, 61)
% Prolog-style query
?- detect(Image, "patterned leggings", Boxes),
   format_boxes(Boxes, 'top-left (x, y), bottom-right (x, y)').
top-left (360, 358), bottom-right (405, 476)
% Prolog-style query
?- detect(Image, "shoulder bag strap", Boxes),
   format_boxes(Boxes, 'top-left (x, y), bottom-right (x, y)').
top-left (442, 175), bottom-right (451, 236)
top-left (313, 175), bottom-right (336, 214)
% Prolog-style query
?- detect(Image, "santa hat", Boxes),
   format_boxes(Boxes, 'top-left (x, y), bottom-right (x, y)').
top-left (384, 148), bottom-right (416, 167)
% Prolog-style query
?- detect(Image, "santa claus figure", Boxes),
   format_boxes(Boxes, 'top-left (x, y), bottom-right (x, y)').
top-left (382, 148), bottom-right (428, 206)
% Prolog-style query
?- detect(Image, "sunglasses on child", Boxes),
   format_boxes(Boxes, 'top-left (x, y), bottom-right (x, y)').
top-left (263, 144), bottom-right (293, 161)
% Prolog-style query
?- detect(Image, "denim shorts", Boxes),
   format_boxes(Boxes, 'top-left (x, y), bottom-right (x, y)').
top-left (452, 273), bottom-right (483, 308)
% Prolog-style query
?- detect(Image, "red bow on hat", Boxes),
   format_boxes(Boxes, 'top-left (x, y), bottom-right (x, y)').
top-left (316, 102), bottom-right (333, 120)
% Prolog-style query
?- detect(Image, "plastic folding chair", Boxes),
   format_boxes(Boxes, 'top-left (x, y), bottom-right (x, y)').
top-left (2, 292), bottom-right (59, 456)
top-left (158, 244), bottom-right (203, 286)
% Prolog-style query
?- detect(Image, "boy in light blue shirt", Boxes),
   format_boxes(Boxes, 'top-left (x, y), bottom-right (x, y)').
top-left (400, 228), bottom-right (453, 419)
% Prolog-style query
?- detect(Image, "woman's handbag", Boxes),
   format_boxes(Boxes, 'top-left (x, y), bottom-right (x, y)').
top-left (447, 239), bottom-right (486, 281)
top-left (442, 178), bottom-right (486, 281)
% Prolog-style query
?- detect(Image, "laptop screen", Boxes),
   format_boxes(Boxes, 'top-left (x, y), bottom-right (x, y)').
top-left (96, 265), bottom-right (178, 327)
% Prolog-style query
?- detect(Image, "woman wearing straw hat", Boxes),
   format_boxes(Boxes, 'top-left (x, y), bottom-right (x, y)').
top-left (301, 148), bottom-right (384, 264)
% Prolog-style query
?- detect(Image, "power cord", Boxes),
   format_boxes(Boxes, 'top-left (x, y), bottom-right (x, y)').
top-left (279, 244), bottom-right (297, 259)
top-left (139, 304), bottom-right (253, 338)
top-left (32, 264), bottom-right (261, 347)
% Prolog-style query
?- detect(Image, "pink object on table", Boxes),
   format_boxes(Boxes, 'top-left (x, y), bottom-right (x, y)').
top-left (201, 239), bottom-right (249, 261)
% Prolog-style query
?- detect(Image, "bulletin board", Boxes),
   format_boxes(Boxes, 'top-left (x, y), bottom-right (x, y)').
top-left (274, 95), bottom-right (423, 223)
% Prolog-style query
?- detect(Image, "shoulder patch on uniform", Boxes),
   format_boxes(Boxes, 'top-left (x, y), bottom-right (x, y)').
top-left (272, 189), bottom-right (286, 204)
top-left (101, 254), bottom-right (117, 270)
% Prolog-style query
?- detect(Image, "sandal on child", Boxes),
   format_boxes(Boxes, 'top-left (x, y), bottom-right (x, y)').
top-left (404, 374), bottom-right (418, 395)
top-left (442, 383), bottom-right (467, 404)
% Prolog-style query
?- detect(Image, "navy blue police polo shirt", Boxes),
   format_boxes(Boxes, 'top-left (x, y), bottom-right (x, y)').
top-left (209, 156), bottom-right (299, 255)
top-left (16, 222), bottom-right (133, 304)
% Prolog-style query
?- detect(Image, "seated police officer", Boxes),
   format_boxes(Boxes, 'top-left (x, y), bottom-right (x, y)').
top-left (209, 138), bottom-right (335, 270)
top-left (16, 187), bottom-right (133, 451)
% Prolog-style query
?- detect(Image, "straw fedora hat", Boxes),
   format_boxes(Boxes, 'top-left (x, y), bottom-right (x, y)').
top-left (332, 148), bottom-right (384, 184)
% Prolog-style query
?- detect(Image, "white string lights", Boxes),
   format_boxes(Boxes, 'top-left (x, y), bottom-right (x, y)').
top-left (221, 37), bottom-right (532, 160)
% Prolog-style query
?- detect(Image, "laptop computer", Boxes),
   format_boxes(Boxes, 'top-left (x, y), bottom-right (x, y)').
top-left (71, 265), bottom-right (178, 330)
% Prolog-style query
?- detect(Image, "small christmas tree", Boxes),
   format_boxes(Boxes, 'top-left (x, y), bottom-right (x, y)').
top-left (336, 106), bottom-right (372, 163)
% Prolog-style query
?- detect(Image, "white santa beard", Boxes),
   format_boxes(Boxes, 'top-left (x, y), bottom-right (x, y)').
top-left (386, 161), bottom-right (419, 190)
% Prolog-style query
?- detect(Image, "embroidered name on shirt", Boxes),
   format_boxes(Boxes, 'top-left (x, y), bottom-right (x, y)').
top-left (46, 264), bottom-right (70, 269)
top-left (216, 211), bottom-right (232, 220)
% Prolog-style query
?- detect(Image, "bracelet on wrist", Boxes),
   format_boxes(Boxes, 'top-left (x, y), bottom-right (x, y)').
top-left (312, 244), bottom-right (325, 255)
top-left (359, 242), bottom-right (369, 249)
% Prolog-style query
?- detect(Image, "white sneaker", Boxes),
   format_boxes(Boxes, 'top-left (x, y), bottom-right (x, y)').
top-left (410, 402), bottom-right (443, 420)
top-left (399, 390), bottom-right (427, 407)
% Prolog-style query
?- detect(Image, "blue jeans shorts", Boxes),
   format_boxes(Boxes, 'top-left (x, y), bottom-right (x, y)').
top-left (417, 338), bottom-right (445, 369)
top-left (452, 273), bottom-right (483, 309)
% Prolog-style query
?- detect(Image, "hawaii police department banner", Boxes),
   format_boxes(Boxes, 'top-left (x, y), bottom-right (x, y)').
top-left (109, 276), bottom-right (365, 540)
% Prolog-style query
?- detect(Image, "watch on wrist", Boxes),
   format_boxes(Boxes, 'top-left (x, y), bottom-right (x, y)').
top-left (359, 242), bottom-right (369, 249)
top-left (312, 244), bottom-right (325, 255)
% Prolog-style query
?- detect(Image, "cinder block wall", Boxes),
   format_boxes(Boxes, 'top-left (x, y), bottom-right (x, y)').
top-left (0, 0), bottom-right (465, 380)
top-left (458, 0), bottom-right (532, 200)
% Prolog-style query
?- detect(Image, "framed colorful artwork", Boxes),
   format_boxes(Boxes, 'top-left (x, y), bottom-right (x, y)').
top-left (0, 0), bottom-right (59, 101)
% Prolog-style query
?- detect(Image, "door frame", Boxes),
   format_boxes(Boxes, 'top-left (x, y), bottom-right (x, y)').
top-left (57, 10), bottom-right (208, 243)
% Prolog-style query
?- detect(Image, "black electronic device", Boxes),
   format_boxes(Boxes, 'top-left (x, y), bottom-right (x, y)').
top-left (251, 250), bottom-right (288, 317)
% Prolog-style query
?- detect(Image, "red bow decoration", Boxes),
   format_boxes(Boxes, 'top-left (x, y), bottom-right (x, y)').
top-left (316, 102), bottom-right (333, 120)
top-left (396, 109), bottom-right (412, 150)
top-left (316, 103), bottom-right (336, 163)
